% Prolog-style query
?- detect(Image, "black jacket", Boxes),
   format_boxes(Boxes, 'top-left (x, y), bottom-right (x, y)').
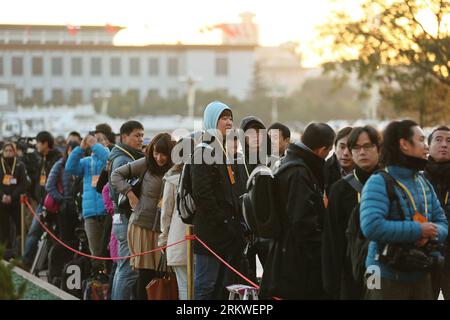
top-left (324, 154), bottom-right (342, 196)
top-left (322, 166), bottom-right (374, 299)
top-left (0, 157), bottom-right (29, 206)
top-left (260, 142), bottom-right (326, 299)
top-left (32, 149), bottom-right (61, 203)
top-left (424, 158), bottom-right (450, 262)
top-left (191, 133), bottom-right (247, 257)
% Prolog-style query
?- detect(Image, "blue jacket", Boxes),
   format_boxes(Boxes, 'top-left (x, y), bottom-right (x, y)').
top-left (360, 165), bottom-right (448, 283)
top-left (65, 144), bottom-right (109, 218)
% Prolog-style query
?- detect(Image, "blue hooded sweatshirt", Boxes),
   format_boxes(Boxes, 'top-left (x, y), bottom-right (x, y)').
top-left (203, 101), bottom-right (232, 132)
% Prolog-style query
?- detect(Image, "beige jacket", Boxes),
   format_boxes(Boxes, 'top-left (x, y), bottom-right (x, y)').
top-left (158, 169), bottom-right (187, 266)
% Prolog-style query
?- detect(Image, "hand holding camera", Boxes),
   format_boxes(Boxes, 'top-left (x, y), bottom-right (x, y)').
top-left (80, 134), bottom-right (97, 150)
top-left (421, 222), bottom-right (438, 238)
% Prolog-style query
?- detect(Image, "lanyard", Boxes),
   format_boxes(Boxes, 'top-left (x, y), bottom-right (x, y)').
top-left (445, 191), bottom-right (449, 206)
top-left (394, 176), bottom-right (428, 216)
top-left (115, 145), bottom-right (136, 161)
top-left (215, 138), bottom-right (241, 185)
top-left (41, 156), bottom-right (46, 175)
top-left (1, 157), bottom-right (16, 176)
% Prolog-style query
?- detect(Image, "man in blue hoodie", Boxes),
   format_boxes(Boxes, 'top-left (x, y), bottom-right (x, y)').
top-left (361, 120), bottom-right (448, 300)
top-left (191, 101), bottom-right (247, 300)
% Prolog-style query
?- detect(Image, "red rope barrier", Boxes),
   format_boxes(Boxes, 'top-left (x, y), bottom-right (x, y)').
top-left (24, 196), bottom-right (281, 299)
top-left (193, 235), bottom-right (260, 289)
top-left (24, 198), bottom-right (187, 261)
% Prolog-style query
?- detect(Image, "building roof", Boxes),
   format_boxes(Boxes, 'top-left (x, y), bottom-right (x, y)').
top-left (0, 43), bottom-right (257, 51)
top-left (0, 24), bottom-right (125, 32)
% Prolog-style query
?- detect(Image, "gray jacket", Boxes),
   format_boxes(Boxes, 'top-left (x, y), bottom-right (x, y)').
top-left (110, 157), bottom-right (163, 230)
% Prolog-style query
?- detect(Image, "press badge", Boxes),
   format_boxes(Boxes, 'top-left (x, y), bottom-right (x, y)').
top-left (413, 212), bottom-right (427, 224)
top-left (2, 175), bottom-right (12, 185)
top-left (91, 175), bottom-right (99, 187)
top-left (227, 165), bottom-right (235, 185)
top-left (39, 175), bottom-right (47, 186)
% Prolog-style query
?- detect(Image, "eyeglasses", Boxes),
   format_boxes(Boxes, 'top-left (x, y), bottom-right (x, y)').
top-left (351, 143), bottom-right (376, 152)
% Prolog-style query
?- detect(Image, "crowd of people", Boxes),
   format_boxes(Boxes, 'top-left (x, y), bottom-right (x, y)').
top-left (0, 100), bottom-right (449, 300)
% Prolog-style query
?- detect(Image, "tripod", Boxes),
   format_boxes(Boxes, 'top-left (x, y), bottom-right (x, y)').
top-left (30, 208), bottom-right (57, 277)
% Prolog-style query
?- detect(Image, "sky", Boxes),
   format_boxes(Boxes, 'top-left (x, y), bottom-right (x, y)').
top-left (0, 0), bottom-right (362, 67)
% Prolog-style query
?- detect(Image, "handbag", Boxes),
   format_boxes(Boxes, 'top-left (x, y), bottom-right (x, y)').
top-left (43, 171), bottom-right (63, 214)
top-left (146, 253), bottom-right (178, 300)
top-left (118, 164), bottom-right (146, 214)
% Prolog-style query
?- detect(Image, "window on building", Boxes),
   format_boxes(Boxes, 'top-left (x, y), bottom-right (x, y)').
top-left (110, 57), bottom-right (121, 76)
top-left (147, 88), bottom-right (159, 99)
top-left (91, 89), bottom-right (101, 100)
top-left (217, 88), bottom-right (229, 96)
top-left (32, 57), bottom-right (43, 76)
top-left (69, 89), bottom-right (83, 105)
top-left (51, 88), bottom-right (64, 105)
top-left (167, 57), bottom-right (179, 77)
top-left (71, 57), bottom-right (82, 76)
top-left (32, 88), bottom-right (44, 105)
top-left (91, 57), bottom-right (102, 76)
top-left (0, 57), bottom-right (4, 76)
top-left (127, 89), bottom-right (140, 104)
top-left (168, 88), bottom-right (178, 99)
top-left (129, 58), bottom-right (140, 76)
top-left (51, 57), bottom-right (63, 76)
top-left (12, 57), bottom-right (23, 76)
top-left (215, 57), bottom-right (228, 76)
top-left (148, 58), bottom-right (159, 76)
top-left (14, 89), bottom-right (23, 103)
top-left (111, 89), bottom-right (121, 97)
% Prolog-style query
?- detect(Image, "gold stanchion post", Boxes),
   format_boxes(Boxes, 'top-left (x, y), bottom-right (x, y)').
top-left (20, 194), bottom-right (26, 256)
top-left (186, 224), bottom-right (194, 300)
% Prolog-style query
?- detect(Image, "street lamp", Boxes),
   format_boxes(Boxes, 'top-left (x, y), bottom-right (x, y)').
top-left (179, 75), bottom-right (201, 122)
top-left (268, 86), bottom-right (285, 124)
top-left (94, 89), bottom-right (111, 115)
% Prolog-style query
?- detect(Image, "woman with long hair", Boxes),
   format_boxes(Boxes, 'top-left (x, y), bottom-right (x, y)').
top-left (111, 132), bottom-right (176, 300)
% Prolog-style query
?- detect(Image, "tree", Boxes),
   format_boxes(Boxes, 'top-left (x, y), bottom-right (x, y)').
top-left (0, 246), bottom-right (26, 300)
top-left (319, 0), bottom-right (450, 125)
top-left (282, 77), bottom-right (366, 123)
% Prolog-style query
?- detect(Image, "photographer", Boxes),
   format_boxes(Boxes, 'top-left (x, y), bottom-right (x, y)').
top-left (0, 142), bottom-right (29, 257)
top-left (65, 133), bottom-right (109, 258)
top-left (424, 126), bottom-right (450, 299)
top-left (22, 131), bottom-right (62, 268)
top-left (361, 120), bottom-right (448, 300)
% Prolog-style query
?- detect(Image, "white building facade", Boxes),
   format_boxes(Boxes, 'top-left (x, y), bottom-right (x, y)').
top-left (0, 24), bottom-right (256, 105)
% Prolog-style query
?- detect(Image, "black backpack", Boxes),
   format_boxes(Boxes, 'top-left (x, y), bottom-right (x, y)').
top-left (241, 162), bottom-right (314, 239)
top-left (242, 165), bottom-right (281, 238)
top-left (176, 143), bottom-right (213, 225)
top-left (345, 170), bottom-right (404, 283)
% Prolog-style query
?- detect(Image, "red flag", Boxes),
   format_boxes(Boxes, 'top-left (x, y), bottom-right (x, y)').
top-left (105, 24), bottom-right (118, 33)
top-left (215, 24), bottom-right (239, 37)
top-left (67, 24), bottom-right (80, 36)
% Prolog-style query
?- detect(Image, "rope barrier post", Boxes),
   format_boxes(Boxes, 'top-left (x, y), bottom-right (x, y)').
top-left (20, 194), bottom-right (26, 256)
top-left (186, 225), bottom-right (194, 300)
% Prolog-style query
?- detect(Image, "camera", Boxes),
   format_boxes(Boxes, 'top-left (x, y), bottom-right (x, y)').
top-left (376, 239), bottom-right (445, 272)
top-left (88, 130), bottom-right (97, 136)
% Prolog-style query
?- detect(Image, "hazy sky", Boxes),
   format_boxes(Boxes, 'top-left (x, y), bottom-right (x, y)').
top-left (0, 0), bottom-right (361, 67)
